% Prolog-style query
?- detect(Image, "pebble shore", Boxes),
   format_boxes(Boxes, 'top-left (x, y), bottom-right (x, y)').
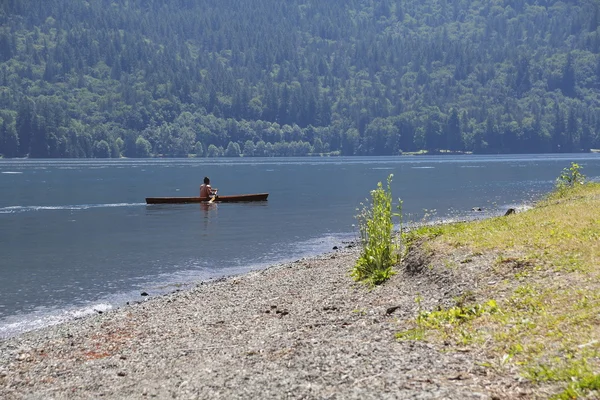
top-left (0, 246), bottom-right (533, 399)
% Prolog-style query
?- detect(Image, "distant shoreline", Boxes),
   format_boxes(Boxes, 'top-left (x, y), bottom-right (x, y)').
top-left (1, 150), bottom-right (600, 160)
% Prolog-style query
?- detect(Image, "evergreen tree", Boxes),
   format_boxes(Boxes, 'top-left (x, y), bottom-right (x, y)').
top-left (16, 98), bottom-right (35, 157)
top-left (242, 140), bottom-right (255, 156)
top-left (424, 118), bottom-right (441, 153)
top-left (0, 32), bottom-right (13, 62)
top-left (0, 120), bottom-right (19, 157)
top-left (28, 116), bottom-right (49, 158)
top-left (590, 4), bottom-right (599, 32)
top-left (255, 140), bottom-right (267, 157)
top-left (446, 109), bottom-right (462, 151)
top-left (553, 105), bottom-right (566, 152)
top-left (565, 109), bottom-right (579, 152)
top-left (561, 53), bottom-right (577, 98)
top-left (515, 55), bottom-right (531, 97)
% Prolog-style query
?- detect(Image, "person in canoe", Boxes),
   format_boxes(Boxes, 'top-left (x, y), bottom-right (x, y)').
top-left (200, 176), bottom-right (217, 199)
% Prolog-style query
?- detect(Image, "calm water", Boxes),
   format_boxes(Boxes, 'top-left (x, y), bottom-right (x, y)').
top-left (1, 155), bottom-right (600, 338)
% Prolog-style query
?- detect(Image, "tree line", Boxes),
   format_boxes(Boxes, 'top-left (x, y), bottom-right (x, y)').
top-left (1, 0), bottom-right (600, 158)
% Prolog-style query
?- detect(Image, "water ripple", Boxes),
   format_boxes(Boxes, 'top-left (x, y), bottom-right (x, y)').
top-left (0, 203), bottom-right (145, 214)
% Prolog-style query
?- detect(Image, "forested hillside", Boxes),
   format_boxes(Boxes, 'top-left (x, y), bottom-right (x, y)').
top-left (1, 0), bottom-right (600, 158)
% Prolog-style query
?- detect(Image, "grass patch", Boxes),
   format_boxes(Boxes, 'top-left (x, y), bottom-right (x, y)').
top-left (411, 182), bottom-right (600, 273)
top-left (552, 374), bottom-right (600, 400)
top-left (397, 177), bottom-right (600, 398)
top-left (397, 299), bottom-right (499, 345)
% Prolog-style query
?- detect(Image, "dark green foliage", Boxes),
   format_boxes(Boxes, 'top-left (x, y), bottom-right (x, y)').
top-left (135, 136), bottom-right (151, 158)
top-left (0, 0), bottom-right (599, 158)
top-left (93, 140), bottom-right (111, 158)
top-left (207, 144), bottom-right (222, 157)
top-left (225, 141), bottom-right (241, 157)
top-left (193, 141), bottom-right (204, 157)
top-left (0, 119), bottom-right (19, 157)
top-left (446, 109), bottom-right (462, 152)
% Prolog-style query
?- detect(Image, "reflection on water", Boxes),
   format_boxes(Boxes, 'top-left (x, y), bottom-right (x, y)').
top-left (199, 202), bottom-right (217, 232)
top-left (199, 202), bottom-right (212, 213)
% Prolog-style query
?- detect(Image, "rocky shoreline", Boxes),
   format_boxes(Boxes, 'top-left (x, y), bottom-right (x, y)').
top-left (1, 245), bottom-right (533, 399)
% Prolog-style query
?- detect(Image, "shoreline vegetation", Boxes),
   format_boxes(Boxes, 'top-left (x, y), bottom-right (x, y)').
top-left (2, 150), bottom-right (600, 160)
top-left (1, 168), bottom-right (600, 398)
top-left (397, 165), bottom-right (600, 399)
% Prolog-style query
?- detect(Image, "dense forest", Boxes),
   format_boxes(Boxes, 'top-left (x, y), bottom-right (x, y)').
top-left (0, 0), bottom-right (600, 158)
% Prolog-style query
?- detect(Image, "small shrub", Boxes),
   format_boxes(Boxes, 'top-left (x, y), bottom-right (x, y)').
top-left (352, 174), bottom-right (401, 285)
top-left (555, 162), bottom-right (585, 194)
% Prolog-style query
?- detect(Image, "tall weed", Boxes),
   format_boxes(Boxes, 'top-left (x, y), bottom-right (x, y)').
top-left (352, 174), bottom-right (401, 285)
top-left (555, 162), bottom-right (586, 196)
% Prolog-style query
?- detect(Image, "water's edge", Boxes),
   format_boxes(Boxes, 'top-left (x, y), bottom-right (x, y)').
top-left (0, 205), bottom-right (523, 340)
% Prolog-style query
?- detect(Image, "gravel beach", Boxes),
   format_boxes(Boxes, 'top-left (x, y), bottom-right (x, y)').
top-left (0, 245), bottom-right (534, 399)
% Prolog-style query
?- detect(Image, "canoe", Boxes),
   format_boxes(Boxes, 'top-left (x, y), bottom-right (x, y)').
top-left (145, 193), bottom-right (268, 204)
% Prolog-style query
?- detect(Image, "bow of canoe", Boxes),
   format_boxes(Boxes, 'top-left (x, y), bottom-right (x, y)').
top-left (145, 193), bottom-right (268, 204)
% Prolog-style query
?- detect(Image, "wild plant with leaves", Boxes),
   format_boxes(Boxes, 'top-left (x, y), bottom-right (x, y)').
top-left (557, 162), bottom-right (586, 187)
top-left (554, 162), bottom-right (586, 197)
top-left (352, 174), bottom-right (402, 285)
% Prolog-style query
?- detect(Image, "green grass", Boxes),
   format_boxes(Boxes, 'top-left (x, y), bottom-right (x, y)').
top-left (397, 299), bottom-right (499, 345)
top-left (404, 183), bottom-right (600, 274)
top-left (397, 181), bottom-right (600, 398)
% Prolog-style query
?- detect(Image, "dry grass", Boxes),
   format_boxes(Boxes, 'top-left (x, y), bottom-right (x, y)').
top-left (399, 183), bottom-right (600, 399)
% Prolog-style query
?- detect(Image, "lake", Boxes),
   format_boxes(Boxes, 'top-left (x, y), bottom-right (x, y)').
top-left (1, 154), bottom-right (600, 338)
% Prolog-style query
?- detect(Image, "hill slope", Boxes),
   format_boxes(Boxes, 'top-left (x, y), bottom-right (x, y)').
top-left (1, 0), bottom-right (600, 157)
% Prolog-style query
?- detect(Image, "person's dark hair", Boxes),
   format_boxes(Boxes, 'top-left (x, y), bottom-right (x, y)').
top-left (203, 177), bottom-right (210, 184)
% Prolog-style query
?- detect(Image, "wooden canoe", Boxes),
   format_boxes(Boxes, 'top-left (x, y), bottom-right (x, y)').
top-left (145, 193), bottom-right (268, 204)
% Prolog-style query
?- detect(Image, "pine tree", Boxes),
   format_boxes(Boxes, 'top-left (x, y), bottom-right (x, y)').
top-left (561, 53), bottom-right (577, 98)
top-left (0, 32), bottom-right (13, 62)
top-left (553, 105), bottom-right (565, 152)
top-left (16, 99), bottom-right (35, 157)
top-left (565, 109), bottom-right (579, 152)
top-left (29, 116), bottom-right (49, 158)
top-left (0, 121), bottom-right (19, 157)
top-left (446, 109), bottom-right (462, 151)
